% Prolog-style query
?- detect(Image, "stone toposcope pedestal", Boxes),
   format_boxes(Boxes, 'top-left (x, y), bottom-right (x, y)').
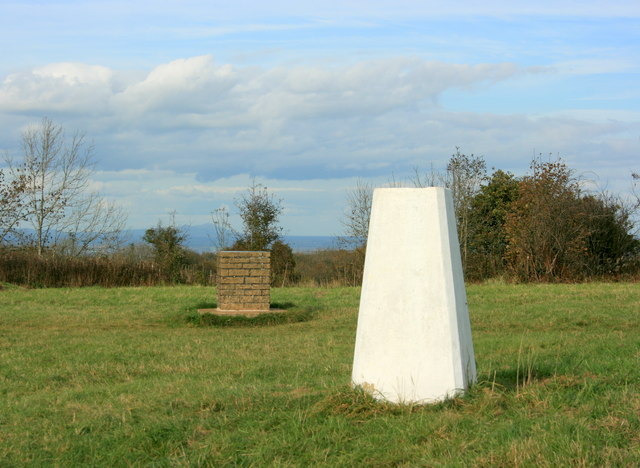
top-left (352, 187), bottom-right (477, 404)
top-left (215, 251), bottom-right (271, 316)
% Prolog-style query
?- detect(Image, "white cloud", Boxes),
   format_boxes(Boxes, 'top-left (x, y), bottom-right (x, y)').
top-left (1, 55), bottom-right (638, 234)
top-left (32, 62), bottom-right (113, 85)
top-left (1, 55), bottom-right (526, 116)
top-left (0, 56), bottom-right (540, 176)
top-left (111, 55), bottom-right (237, 114)
top-left (0, 62), bottom-right (115, 113)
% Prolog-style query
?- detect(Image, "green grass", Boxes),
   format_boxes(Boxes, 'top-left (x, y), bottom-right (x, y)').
top-left (1, 282), bottom-right (639, 466)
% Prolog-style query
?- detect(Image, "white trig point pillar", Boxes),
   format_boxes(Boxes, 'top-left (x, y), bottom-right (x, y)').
top-left (352, 187), bottom-right (476, 404)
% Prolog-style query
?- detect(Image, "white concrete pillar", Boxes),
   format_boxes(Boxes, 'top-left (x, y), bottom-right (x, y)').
top-left (352, 187), bottom-right (476, 404)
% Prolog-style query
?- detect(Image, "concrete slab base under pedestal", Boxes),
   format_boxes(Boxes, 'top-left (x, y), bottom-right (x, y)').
top-left (197, 308), bottom-right (284, 318)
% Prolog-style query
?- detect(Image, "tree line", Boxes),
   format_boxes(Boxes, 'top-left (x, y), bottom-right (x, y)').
top-left (343, 150), bottom-right (640, 282)
top-left (1, 119), bottom-right (639, 287)
top-left (0, 118), bottom-right (298, 287)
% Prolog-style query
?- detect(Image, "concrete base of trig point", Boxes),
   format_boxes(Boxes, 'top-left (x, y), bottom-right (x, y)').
top-left (352, 187), bottom-right (476, 404)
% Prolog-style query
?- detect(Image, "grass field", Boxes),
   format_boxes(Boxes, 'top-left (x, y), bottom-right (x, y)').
top-left (1, 282), bottom-right (639, 466)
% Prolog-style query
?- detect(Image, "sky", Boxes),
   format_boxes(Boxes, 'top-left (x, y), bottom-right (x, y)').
top-left (1, 0), bottom-right (639, 237)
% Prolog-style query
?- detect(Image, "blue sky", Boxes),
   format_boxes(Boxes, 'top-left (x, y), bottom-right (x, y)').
top-left (1, 1), bottom-right (639, 236)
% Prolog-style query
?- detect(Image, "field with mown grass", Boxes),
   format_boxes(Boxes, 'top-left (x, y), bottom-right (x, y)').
top-left (1, 282), bottom-right (639, 466)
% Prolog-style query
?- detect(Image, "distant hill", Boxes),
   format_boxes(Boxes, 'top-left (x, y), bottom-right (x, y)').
top-left (281, 235), bottom-right (341, 252)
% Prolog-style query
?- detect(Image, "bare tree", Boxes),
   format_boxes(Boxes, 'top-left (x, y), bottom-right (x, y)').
top-left (445, 149), bottom-right (487, 268)
top-left (5, 117), bottom-right (127, 256)
top-left (340, 179), bottom-right (374, 250)
top-left (55, 192), bottom-right (128, 256)
top-left (387, 172), bottom-right (408, 188)
top-left (211, 207), bottom-right (237, 251)
top-left (411, 162), bottom-right (445, 188)
top-left (411, 149), bottom-right (486, 270)
top-left (336, 179), bottom-right (374, 287)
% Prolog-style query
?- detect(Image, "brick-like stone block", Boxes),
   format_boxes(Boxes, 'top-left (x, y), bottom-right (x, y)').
top-left (217, 251), bottom-right (271, 311)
